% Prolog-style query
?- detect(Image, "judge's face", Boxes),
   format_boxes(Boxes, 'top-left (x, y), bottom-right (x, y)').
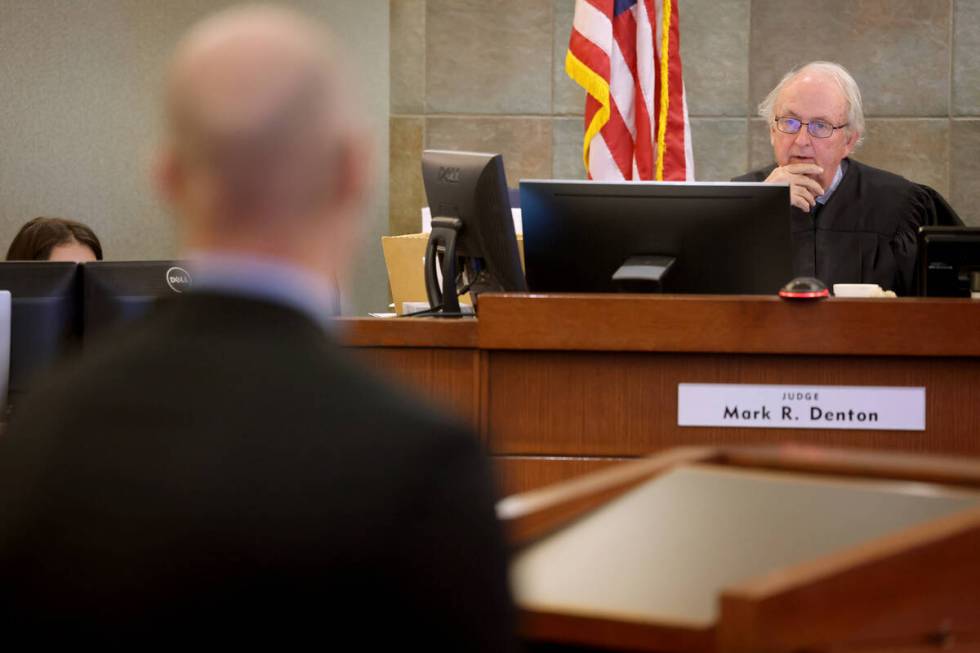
top-left (770, 73), bottom-right (860, 192)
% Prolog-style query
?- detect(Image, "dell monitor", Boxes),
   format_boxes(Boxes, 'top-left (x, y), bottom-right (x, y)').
top-left (520, 180), bottom-right (792, 295)
top-left (0, 262), bottom-right (81, 407)
top-left (420, 150), bottom-right (527, 315)
top-left (81, 261), bottom-right (191, 343)
top-left (915, 226), bottom-right (980, 297)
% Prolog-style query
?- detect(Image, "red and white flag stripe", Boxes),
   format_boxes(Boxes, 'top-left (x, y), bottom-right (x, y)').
top-left (567, 0), bottom-right (694, 181)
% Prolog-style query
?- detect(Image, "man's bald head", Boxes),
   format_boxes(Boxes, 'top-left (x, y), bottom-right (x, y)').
top-left (161, 6), bottom-right (362, 230)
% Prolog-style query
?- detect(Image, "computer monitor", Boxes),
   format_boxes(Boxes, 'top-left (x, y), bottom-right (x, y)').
top-left (420, 150), bottom-right (527, 315)
top-left (520, 180), bottom-right (792, 294)
top-left (81, 261), bottom-right (191, 343)
top-left (0, 262), bottom-right (81, 405)
top-left (915, 226), bottom-right (980, 297)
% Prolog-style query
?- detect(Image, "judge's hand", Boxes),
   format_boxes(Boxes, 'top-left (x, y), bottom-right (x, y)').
top-left (765, 164), bottom-right (825, 213)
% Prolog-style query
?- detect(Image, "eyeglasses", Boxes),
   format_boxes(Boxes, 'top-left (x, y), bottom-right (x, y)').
top-left (774, 116), bottom-right (848, 139)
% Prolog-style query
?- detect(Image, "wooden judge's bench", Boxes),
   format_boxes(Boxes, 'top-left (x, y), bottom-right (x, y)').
top-left (342, 294), bottom-right (980, 652)
top-left (338, 293), bottom-right (980, 496)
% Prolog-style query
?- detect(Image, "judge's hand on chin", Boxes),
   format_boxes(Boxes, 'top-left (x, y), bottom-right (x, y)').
top-left (765, 163), bottom-right (825, 213)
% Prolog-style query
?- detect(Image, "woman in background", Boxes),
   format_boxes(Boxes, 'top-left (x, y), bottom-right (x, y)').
top-left (6, 217), bottom-right (103, 262)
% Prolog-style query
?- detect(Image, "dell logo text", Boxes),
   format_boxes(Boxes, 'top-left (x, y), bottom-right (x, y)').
top-left (438, 166), bottom-right (461, 184)
top-left (166, 266), bottom-right (193, 293)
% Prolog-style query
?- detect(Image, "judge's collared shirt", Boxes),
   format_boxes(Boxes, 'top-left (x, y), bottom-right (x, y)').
top-left (815, 160), bottom-right (847, 207)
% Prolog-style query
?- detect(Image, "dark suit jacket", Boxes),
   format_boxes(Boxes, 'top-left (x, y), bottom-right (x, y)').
top-left (734, 158), bottom-right (931, 294)
top-left (0, 293), bottom-right (514, 649)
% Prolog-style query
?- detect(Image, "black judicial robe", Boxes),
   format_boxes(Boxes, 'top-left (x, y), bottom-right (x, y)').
top-left (733, 158), bottom-right (929, 295)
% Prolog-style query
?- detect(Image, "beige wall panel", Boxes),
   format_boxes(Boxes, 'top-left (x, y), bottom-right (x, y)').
top-left (552, 0), bottom-right (582, 116)
top-left (389, 117), bottom-right (426, 235)
top-left (690, 118), bottom-right (749, 181)
top-left (552, 117), bottom-right (586, 180)
top-left (953, 0), bottom-right (980, 116)
top-left (426, 116), bottom-right (552, 186)
top-left (391, 0), bottom-right (426, 114)
top-left (681, 0), bottom-right (750, 117)
top-left (951, 119), bottom-right (980, 226)
top-left (750, 0), bottom-right (951, 117)
top-left (425, 0), bottom-right (552, 114)
top-left (858, 119), bottom-right (950, 195)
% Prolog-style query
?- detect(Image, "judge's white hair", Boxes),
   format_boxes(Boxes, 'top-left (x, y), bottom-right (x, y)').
top-left (758, 61), bottom-right (865, 147)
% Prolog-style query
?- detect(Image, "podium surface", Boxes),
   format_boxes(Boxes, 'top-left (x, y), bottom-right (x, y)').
top-left (501, 445), bottom-right (980, 652)
top-left (339, 294), bottom-right (980, 494)
top-left (512, 464), bottom-right (979, 627)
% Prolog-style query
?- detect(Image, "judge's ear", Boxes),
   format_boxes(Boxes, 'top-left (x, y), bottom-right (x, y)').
top-left (842, 129), bottom-right (860, 157)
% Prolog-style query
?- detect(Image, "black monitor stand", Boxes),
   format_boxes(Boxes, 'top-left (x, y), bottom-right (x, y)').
top-left (423, 216), bottom-right (463, 316)
top-left (611, 255), bottom-right (676, 293)
top-left (418, 150), bottom-right (526, 316)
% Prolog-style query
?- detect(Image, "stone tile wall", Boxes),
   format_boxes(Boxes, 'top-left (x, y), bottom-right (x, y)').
top-left (390, 0), bottom-right (980, 234)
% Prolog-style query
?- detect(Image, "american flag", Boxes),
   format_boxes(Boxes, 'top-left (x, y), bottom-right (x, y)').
top-left (566, 0), bottom-right (693, 181)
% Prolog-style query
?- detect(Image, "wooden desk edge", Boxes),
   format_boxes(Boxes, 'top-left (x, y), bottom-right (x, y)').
top-left (337, 295), bottom-right (980, 357)
top-left (336, 316), bottom-right (477, 348)
top-left (476, 294), bottom-right (980, 357)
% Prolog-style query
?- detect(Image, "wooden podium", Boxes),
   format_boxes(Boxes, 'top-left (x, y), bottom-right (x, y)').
top-left (500, 445), bottom-right (980, 652)
top-left (339, 294), bottom-right (980, 495)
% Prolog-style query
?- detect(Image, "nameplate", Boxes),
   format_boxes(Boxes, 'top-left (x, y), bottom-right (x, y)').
top-left (677, 383), bottom-right (925, 431)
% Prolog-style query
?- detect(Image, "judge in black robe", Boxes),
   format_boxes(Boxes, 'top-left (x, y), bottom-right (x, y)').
top-left (733, 158), bottom-right (929, 295)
